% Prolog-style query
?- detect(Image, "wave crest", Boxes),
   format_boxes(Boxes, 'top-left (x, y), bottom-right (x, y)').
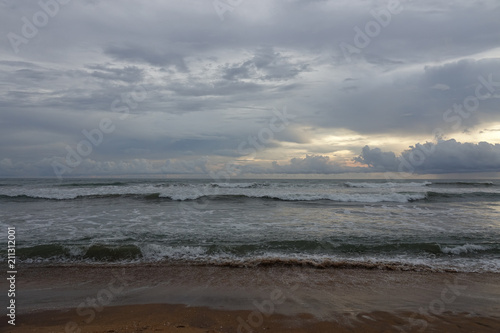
top-left (344, 181), bottom-right (432, 188)
top-left (440, 244), bottom-right (489, 255)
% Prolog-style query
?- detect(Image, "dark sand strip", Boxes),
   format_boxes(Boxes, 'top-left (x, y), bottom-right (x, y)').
top-left (4, 304), bottom-right (500, 333)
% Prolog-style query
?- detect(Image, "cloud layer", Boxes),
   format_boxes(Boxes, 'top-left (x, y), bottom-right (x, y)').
top-left (1, 0), bottom-right (500, 177)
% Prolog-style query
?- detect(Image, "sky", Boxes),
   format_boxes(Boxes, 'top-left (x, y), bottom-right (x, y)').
top-left (1, 0), bottom-right (500, 179)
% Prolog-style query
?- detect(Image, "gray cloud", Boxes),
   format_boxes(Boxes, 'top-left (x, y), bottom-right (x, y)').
top-left (88, 65), bottom-right (144, 83)
top-left (357, 139), bottom-right (500, 174)
top-left (269, 154), bottom-right (359, 174)
top-left (1, 0), bottom-right (500, 177)
top-left (222, 47), bottom-right (311, 81)
top-left (354, 146), bottom-right (398, 172)
top-left (104, 45), bottom-right (188, 72)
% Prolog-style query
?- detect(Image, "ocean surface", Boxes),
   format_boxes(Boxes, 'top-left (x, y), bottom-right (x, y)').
top-left (1, 178), bottom-right (499, 272)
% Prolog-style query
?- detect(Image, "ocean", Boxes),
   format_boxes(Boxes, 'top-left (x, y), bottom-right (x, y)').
top-left (1, 178), bottom-right (499, 273)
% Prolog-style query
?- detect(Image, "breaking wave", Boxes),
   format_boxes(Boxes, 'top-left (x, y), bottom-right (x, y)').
top-left (440, 243), bottom-right (490, 255)
top-left (0, 192), bottom-right (427, 203)
top-left (433, 181), bottom-right (495, 187)
top-left (344, 181), bottom-right (432, 188)
top-left (4, 241), bottom-right (499, 273)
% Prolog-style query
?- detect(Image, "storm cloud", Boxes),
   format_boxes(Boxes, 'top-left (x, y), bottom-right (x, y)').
top-left (1, 0), bottom-right (500, 177)
top-left (356, 140), bottom-right (500, 174)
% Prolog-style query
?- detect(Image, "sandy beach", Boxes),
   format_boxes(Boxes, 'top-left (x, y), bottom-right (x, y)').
top-left (6, 303), bottom-right (500, 333)
top-left (2, 264), bottom-right (499, 332)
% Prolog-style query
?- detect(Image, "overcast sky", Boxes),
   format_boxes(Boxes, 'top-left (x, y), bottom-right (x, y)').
top-left (1, 0), bottom-right (500, 178)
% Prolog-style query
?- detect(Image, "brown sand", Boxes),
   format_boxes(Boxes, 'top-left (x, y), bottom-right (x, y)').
top-left (1, 264), bottom-right (499, 332)
top-left (4, 304), bottom-right (500, 333)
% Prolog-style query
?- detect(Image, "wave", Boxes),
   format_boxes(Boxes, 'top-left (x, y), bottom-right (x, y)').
top-left (0, 192), bottom-right (427, 203)
top-left (13, 244), bottom-right (143, 262)
top-left (4, 242), bottom-right (499, 272)
top-left (8, 190), bottom-right (499, 202)
top-left (344, 181), bottom-right (432, 188)
top-left (229, 193), bottom-right (426, 203)
top-left (210, 182), bottom-right (267, 188)
top-left (425, 191), bottom-right (500, 200)
top-left (211, 258), bottom-right (439, 271)
top-left (440, 243), bottom-right (490, 255)
top-left (432, 181), bottom-right (495, 187)
top-left (8, 241), bottom-right (498, 261)
top-left (56, 181), bottom-right (129, 187)
top-left (3, 191), bottom-right (500, 203)
top-left (0, 193), bottom-right (142, 201)
top-left (2, 182), bottom-right (499, 203)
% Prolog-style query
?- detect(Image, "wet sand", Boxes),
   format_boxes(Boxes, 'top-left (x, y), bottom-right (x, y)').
top-left (6, 303), bottom-right (500, 333)
top-left (2, 264), bottom-right (500, 332)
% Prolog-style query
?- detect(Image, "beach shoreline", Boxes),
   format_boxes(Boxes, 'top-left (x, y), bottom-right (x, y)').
top-left (2, 264), bottom-right (499, 332)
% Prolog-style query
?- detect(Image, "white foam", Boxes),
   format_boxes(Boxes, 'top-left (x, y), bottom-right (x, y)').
top-left (440, 244), bottom-right (489, 255)
top-left (158, 191), bottom-right (427, 203)
top-left (210, 182), bottom-right (258, 188)
top-left (140, 244), bottom-right (207, 261)
top-left (344, 181), bottom-right (432, 188)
